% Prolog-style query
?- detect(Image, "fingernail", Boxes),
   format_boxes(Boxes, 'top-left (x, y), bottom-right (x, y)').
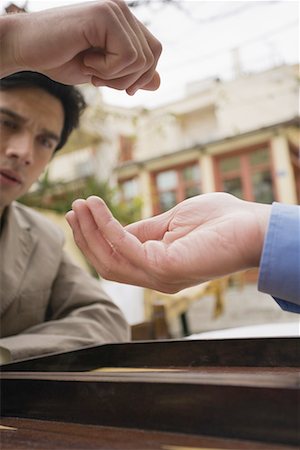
top-left (127, 87), bottom-right (138, 96)
top-left (65, 210), bottom-right (74, 221)
top-left (72, 199), bottom-right (85, 209)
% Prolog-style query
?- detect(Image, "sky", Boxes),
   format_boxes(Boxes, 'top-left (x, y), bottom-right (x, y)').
top-left (2, 0), bottom-right (299, 108)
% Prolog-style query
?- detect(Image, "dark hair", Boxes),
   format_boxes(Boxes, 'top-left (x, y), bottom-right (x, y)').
top-left (0, 71), bottom-right (86, 151)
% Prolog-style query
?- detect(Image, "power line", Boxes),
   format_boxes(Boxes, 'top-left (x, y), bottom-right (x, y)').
top-left (127, 0), bottom-right (283, 26)
top-left (171, 0), bottom-right (282, 25)
top-left (160, 19), bottom-right (298, 73)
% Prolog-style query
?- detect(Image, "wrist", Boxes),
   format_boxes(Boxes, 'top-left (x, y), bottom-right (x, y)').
top-left (247, 202), bottom-right (272, 268)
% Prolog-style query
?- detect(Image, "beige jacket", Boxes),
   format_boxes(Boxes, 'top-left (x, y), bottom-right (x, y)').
top-left (0, 202), bottom-right (130, 361)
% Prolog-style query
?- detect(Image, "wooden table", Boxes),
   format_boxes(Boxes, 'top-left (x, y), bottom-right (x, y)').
top-left (1, 337), bottom-right (299, 449)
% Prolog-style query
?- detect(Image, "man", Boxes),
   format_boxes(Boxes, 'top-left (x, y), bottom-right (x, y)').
top-left (0, 71), bottom-right (130, 362)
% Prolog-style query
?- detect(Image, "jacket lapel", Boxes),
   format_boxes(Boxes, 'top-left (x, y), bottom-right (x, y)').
top-left (0, 202), bottom-right (37, 316)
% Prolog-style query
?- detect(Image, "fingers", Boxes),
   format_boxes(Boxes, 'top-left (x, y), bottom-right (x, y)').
top-left (84, 196), bottom-right (145, 256)
top-left (66, 200), bottom-right (162, 289)
top-left (66, 197), bottom-right (194, 293)
top-left (89, 70), bottom-right (160, 94)
top-left (82, 0), bottom-right (162, 93)
top-left (67, 197), bottom-right (148, 280)
top-left (66, 202), bottom-right (112, 258)
top-left (65, 205), bottom-right (116, 276)
top-left (109, 0), bottom-right (162, 95)
top-left (126, 20), bottom-right (162, 94)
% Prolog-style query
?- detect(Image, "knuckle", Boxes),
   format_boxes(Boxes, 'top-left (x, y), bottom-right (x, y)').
top-left (94, 1), bottom-right (119, 19)
top-left (138, 54), bottom-right (148, 71)
top-left (101, 0), bottom-right (129, 17)
top-left (112, 0), bottom-right (125, 9)
top-left (145, 53), bottom-right (155, 69)
top-left (93, 1), bottom-right (110, 14)
top-left (109, 48), bottom-right (138, 72)
top-left (125, 47), bottom-right (139, 66)
top-left (154, 41), bottom-right (163, 58)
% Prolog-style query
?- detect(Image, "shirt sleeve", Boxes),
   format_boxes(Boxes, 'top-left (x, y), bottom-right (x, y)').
top-left (258, 202), bottom-right (300, 312)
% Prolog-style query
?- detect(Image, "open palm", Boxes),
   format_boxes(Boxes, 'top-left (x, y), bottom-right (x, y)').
top-left (66, 193), bottom-right (270, 293)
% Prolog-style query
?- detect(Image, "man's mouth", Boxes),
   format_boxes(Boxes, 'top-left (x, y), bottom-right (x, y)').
top-left (0, 169), bottom-right (23, 185)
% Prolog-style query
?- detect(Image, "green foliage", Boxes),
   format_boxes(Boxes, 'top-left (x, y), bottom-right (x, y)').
top-left (19, 174), bottom-right (142, 226)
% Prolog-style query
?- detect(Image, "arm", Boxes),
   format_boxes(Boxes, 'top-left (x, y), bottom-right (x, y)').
top-left (0, 251), bottom-right (130, 361)
top-left (0, 0), bottom-right (162, 94)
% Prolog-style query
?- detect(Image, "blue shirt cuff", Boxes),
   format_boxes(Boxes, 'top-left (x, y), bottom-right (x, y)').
top-left (273, 298), bottom-right (300, 314)
top-left (258, 202), bottom-right (300, 307)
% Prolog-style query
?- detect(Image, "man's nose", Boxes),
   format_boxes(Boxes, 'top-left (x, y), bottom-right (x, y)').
top-left (5, 132), bottom-right (34, 165)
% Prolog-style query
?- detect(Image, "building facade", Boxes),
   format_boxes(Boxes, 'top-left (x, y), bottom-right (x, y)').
top-left (115, 64), bottom-right (299, 219)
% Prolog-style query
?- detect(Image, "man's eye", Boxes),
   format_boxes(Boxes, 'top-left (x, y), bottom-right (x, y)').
top-left (0, 118), bottom-right (18, 130)
top-left (38, 136), bottom-right (55, 150)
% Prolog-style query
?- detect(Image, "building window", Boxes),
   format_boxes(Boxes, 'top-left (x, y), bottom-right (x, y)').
top-left (118, 135), bottom-right (135, 163)
top-left (74, 159), bottom-right (94, 179)
top-left (119, 178), bottom-right (138, 203)
top-left (152, 162), bottom-right (201, 214)
top-left (216, 145), bottom-right (276, 203)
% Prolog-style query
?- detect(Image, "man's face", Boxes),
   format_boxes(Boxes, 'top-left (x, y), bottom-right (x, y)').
top-left (0, 87), bottom-right (64, 212)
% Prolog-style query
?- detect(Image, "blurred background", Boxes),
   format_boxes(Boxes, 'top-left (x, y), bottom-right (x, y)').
top-left (2, 0), bottom-right (299, 339)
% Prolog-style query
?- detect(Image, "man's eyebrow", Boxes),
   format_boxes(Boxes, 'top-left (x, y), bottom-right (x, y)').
top-left (0, 107), bottom-right (26, 122)
top-left (0, 107), bottom-right (60, 143)
top-left (39, 129), bottom-right (60, 143)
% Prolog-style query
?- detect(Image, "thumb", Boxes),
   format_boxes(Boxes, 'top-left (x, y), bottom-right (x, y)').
top-left (125, 209), bottom-right (172, 243)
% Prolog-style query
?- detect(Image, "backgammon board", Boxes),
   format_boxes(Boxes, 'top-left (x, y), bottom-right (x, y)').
top-left (1, 337), bottom-right (299, 449)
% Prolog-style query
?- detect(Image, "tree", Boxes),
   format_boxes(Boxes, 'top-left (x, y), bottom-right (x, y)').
top-left (19, 174), bottom-right (142, 226)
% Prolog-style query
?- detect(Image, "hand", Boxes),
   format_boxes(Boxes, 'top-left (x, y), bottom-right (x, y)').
top-left (66, 193), bottom-right (271, 293)
top-left (1, 0), bottom-right (162, 95)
